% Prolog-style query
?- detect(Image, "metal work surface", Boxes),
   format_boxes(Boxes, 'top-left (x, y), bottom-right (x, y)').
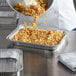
top-left (0, 27), bottom-right (76, 76)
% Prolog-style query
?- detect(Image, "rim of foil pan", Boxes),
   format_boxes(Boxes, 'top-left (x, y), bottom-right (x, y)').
top-left (0, 49), bottom-right (23, 72)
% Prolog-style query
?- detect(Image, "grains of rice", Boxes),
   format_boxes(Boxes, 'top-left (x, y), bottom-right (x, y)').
top-left (12, 28), bottom-right (65, 46)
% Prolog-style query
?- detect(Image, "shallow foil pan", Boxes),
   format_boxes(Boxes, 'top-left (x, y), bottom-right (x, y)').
top-left (0, 49), bottom-right (23, 72)
top-left (6, 24), bottom-right (68, 51)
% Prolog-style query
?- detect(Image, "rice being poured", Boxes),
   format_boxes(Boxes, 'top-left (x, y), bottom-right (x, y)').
top-left (14, 0), bottom-right (48, 28)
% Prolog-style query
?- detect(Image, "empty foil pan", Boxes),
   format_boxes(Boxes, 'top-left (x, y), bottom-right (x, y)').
top-left (0, 49), bottom-right (23, 72)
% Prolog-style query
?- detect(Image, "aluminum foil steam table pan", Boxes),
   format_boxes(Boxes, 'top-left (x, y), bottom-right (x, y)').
top-left (6, 24), bottom-right (68, 51)
top-left (0, 49), bottom-right (23, 72)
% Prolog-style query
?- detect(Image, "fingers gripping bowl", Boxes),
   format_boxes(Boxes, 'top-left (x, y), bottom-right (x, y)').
top-left (6, 24), bottom-right (68, 50)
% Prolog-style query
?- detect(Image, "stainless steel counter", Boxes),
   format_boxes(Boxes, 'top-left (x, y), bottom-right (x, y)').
top-left (0, 27), bottom-right (76, 76)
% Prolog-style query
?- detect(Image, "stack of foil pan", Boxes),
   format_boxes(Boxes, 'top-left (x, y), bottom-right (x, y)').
top-left (0, 49), bottom-right (23, 73)
top-left (0, 0), bottom-right (8, 7)
top-left (0, 0), bottom-right (19, 27)
top-left (0, 11), bottom-right (19, 25)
